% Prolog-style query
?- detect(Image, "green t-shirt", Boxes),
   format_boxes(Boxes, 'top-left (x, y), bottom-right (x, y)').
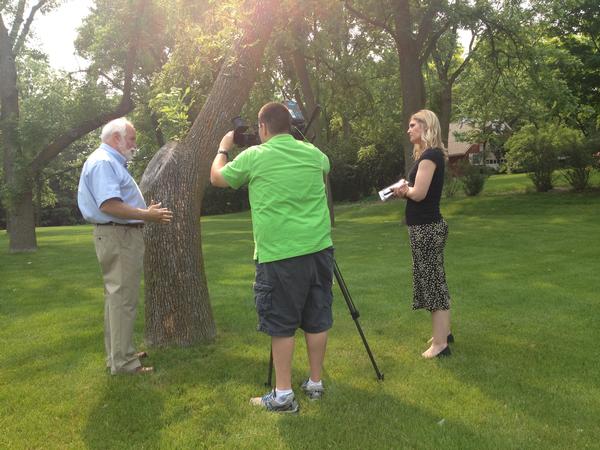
top-left (221, 134), bottom-right (332, 263)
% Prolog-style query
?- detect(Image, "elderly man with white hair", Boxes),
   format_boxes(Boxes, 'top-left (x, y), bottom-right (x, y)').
top-left (78, 117), bottom-right (173, 374)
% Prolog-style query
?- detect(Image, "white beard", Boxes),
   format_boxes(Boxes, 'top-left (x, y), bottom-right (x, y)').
top-left (123, 147), bottom-right (136, 161)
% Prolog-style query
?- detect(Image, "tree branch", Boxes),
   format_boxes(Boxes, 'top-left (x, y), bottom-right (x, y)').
top-left (0, 12), bottom-right (16, 106)
top-left (67, 68), bottom-right (123, 91)
top-left (29, 100), bottom-right (135, 175)
top-left (415, 0), bottom-right (442, 50)
top-left (97, 70), bottom-right (120, 90)
top-left (449, 32), bottom-right (478, 84)
top-left (344, 0), bottom-right (395, 37)
top-left (432, 48), bottom-right (447, 81)
top-left (8, 0), bottom-right (26, 45)
top-left (13, 0), bottom-right (49, 55)
top-left (418, 21), bottom-right (451, 65)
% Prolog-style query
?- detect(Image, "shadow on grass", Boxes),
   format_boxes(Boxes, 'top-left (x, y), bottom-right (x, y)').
top-left (82, 376), bottom-right (164, 449)
top-left (441, 332), bottom-right (598, 440)
top-left (2, 318), bottom-right (105, 383)
top-left (275, 380), bottom-right (485, 449)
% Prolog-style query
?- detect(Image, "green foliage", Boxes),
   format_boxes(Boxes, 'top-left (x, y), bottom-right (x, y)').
top-left (38, 134), bottom-right (98, 226)
top-left (145, 0), bottom-right (239, 119)
top-left (455, 7), bottom-right (581, 141)
top-left (356, 143), bottom-right (404, 195)
top-left (201, 185), bottom-right (249, 216)
top-left (455, 160), bottom-right (488, 196)
top-left (16, 53), bottom-right (109, 158)
top-left (533, 0), bottom-right (600, 134)
top-left (561, 137), bottom-right (599, 191)
top-left (10, 50), bottom-right (105, 223)
top-left (443, 166), bottom-right (462, 198)
top-left (75, 0), bottom-right (168, 78)
top-left (505, 123), bottom-right (582, 192)
top-left (148, 87), bottom-right (193, 141)
top-left (7, 0), bottom-right (600, 232)
top-left (327, 142), bottom-right (367, 202)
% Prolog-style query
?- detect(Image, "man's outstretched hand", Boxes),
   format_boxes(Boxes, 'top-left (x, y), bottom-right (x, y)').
top-left (145, 202), bottom-right (173, 224)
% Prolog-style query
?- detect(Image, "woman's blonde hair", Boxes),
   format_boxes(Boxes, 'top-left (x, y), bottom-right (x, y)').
top-left (410, 109), bottom-right (447, 160)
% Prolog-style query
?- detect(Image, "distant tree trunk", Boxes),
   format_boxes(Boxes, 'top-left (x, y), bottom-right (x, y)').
top-left (439, 82), bottom-right (452, 147)
top-left (34, 174), bottom-right (42, 227)
top-left (7, 188), bottom-right (36, 251)
top-left (0, 13), bottom-right (37, 251)
top-left (394, 6), bottom-right (427, 175)
top-left (396, 51), bottom-right (426, 173)
top-left (150, 111), bottom-right (166, 147)
top-left (139, 0), bottom-right (279, 346)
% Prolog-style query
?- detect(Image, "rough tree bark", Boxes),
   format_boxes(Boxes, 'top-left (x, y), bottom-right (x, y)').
top-left (139, 0), bottom-right (279, 346)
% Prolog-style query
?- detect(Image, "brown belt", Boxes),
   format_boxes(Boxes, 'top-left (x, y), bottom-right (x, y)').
top-left (97, 222), bottom-right (144, 229)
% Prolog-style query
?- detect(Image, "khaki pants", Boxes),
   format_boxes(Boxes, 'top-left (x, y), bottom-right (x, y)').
top-left (93, 225), bottom-right (144, 374)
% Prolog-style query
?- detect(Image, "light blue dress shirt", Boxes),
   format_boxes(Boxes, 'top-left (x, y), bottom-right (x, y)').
top-left (77, 143), bottom-right (146, 224)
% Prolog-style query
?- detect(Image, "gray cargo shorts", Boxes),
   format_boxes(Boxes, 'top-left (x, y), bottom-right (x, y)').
top-left (253, 247), bottom-right (334, 337)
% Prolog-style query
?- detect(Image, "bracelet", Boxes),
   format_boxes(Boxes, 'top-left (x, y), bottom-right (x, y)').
top-left (217, 150), bottom-right (229, 160)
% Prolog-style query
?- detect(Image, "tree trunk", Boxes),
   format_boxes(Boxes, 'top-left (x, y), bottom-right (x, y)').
top-left (393, 2), bottom-right (427, 175)
top-left (141, 143), bottom-right (215, 345)
top-left (7, 188), bottom-right (36, 252)
top-left (140, 0), bottom-right (279, 346)
top-left (439, 82), bottom-right (452, 148)
top-left (396, 47), bottom-right (426, 174)
top-left (1, 14), bottom-right (37, 251)
top-left (34, 174), bottom-right (42, 227)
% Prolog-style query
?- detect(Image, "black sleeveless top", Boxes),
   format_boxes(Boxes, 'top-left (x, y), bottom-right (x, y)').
top-left (405, 147), bottom-right (445, 226)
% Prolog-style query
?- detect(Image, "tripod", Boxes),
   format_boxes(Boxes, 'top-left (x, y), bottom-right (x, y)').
top-left (265, 258), bottom-right (384, 386)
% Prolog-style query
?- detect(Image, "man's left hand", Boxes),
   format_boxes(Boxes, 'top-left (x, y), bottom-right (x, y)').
top-left (219, 131), bottom-right (235, 153)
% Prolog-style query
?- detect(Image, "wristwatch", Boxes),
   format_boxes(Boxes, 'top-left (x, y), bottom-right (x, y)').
top-left (217, 150), bottom-right (229, 160)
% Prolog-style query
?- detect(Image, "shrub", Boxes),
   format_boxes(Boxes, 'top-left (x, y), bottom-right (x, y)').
top-left (563, 144), bottom-right (594, 192)
top-left (329, 160), bottom-right (364, 201)
top-left (40, 206), bottom-right (84, 226)
top-left (561, 141), bottom-right (596, 192)
top-left (201, 184), bottom-right (249, 215)
top-left (443, 168), bottom-right (462, 198)
top-left (505, 124), bottom-right (583, 192)
top-left (459, 161), bottom-right (488, 196)
top-left (356, 144), bottom-right (404, 196)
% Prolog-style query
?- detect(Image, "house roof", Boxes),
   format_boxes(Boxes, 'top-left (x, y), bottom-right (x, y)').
top-left (447, 122), bottom-right (479, 156)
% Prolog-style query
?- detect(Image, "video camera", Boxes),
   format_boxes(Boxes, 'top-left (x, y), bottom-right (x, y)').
top-left (231, 100), bottom-right (319, 148)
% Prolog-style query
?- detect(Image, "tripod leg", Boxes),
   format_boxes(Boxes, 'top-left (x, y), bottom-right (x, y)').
top-left (265, 346), bottom-right (273, 387)
top-left (334, 260), bottom-right (384, 381)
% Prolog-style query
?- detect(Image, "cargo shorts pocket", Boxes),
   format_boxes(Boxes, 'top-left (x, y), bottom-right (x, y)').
top-left (253, 281), bottom-right (273, 314)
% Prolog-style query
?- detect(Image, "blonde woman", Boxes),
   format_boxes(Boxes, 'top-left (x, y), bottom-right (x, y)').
top-left (393, 110), bottom-right (453, 358)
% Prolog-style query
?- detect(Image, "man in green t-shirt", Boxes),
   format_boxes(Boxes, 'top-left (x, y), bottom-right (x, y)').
top-left (210, 102), bottom-right (334, 414)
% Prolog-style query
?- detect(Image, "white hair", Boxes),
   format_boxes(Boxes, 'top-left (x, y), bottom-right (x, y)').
top-left (101, 118), bottom-right (133, 143)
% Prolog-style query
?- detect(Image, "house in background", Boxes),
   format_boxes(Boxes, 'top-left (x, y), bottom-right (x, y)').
top-left (447, 122), bottom-right (507, 170)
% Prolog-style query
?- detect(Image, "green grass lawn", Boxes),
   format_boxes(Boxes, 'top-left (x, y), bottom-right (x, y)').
top-left (1, 174), bottom-right (599, 449)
